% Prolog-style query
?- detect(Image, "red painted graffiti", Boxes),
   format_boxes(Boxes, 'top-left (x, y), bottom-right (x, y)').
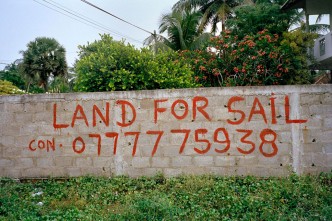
top-left (29, 94), bottom-right (308, 159)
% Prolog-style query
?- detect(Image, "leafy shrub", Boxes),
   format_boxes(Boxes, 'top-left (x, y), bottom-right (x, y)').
top-left (74, 34), bottom-right (198, 92)
top-left (0, 80), bottom-right (25, 95)
top-left (180, 29), bottom-right (316, 87)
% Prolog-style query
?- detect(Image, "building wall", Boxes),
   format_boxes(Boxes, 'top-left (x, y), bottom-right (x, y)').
top-left (0, 85), bottom-right (331, 178)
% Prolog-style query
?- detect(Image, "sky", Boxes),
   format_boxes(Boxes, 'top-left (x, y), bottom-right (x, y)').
top-left (0, 0), bottom-right (330, 70)
top-left (0, 0), bottom-right (178, 69)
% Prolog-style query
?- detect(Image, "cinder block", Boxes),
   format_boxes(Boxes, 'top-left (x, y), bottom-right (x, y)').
top-left (303, 143), bottom-right (323, 153)
top-left (15, 113), bottom-right (33, 124)
top-left (163, 168), bottom-right (183, 177)
top-left (302, 129), bottom-right (328, 144)
top-left (276, 131), bottom-right (292, 144)
top-left (193, 156), bottom-right (214, 166)
top-left (305, 118), bottom-right (322, 129)
top-left (23, 102), bottom-right (46, 112)
top-left (236, 155), bottom-right (258, 166)
top-left (75, 157), bottom-right (93, 167)
top-left (140, 168), bottom-right (162, 177)
top-left (319, 130), bottom-right (332, 143)
top-left (277, 143), bottom-right (292, 155)
top-left (36, 157), bottom-right (55, 167)
top-left (55, 156), bottom-right (73, 167)
top-left (151, 157), bottom-right (170, 168)
top-left (215, 156), bottom-right (236, 167)
top-left (92, 157), bottom-right (112, 168)
top-left (209, 167), bottom-right (231, 176)
top-left (0, 112), bottom-right (14, 126)
top-left (300, 94), bottom-right (321, 105)
top-left (66, 167), bottom-right (82, 177)
top-left (311, 153), bottom-right (328, 167)
top-left (323, 118), bottom-right (332, 129)
top-left (2, 168), bottom-right (22, 178)
top-left (33, 112), bottom-right (52, 123)
top-left (82, 167), bottom-right (110, 176)
top-left (0, 159), bottom-right (14, 167)
top-left (139, 144), bottom-right (163, 157)
top-left (4, 103), bottom-right (24, 112)
top-left (183, 166), bottom-right (207, 175)
top-left (15, 158), bottom-right (34, 167)
top-left (327, 154), bottom-right (332, 167)
top-left (162, 145), bottom-right (181, 157)
top-left (302, 154), bottom-right (313, 167)
top-left (309, 105), bottom-right (332, 115)
top-left (23, 168), bottom-right (50, 178)
top-left (132, 157), bottom-right (150, 168)
top-left (1, 136), bottom-right (15, 147)
top-left (246, 167), bottom-right (270, 176)
top-left (268, 167), bottom-right (291, 177)
top-left (2, 125), bottom-right (21, 136)
top-left (324, 146), bottom-right (332, 154)
top-left (49, 167), bottom-right (67, 177)
top-left (172, 156), bottom-right (192, 167)
top-left (139, 99), bottom-right (154, 109)
top-left (231, 166), bottom-right (248, 176)
top-left (257, 156), bottom-right (279, 167)
top-left (135, 109), bottom-right (154, 123)
top-left (321, 92), bottom-right (332, 104)
top-left (20, 125), bottom-right (39, 136)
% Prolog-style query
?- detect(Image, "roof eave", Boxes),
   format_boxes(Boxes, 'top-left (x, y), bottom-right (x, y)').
top-left (281, 0), bottom-right (305, 11)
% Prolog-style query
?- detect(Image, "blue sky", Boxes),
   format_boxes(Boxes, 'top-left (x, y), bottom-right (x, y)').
top-left (0, 0), bottom-right (178, 68)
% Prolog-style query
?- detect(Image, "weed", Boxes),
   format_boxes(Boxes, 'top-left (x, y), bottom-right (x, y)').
top-left (0, 173), bottom-right (331, 220)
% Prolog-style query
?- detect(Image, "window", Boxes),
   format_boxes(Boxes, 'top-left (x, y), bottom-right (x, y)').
top-left (319, 38), bottom-right (326, 56)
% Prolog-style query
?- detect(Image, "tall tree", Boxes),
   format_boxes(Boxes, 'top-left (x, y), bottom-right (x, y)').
top-left (145, 9), bottom-right (211, 51)
top-left (20, 37), bottom-right (68, 92)
top-left (173, 0), bottom-right (242, 33)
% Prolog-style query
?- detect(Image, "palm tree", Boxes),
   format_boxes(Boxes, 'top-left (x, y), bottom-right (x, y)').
top-left (173, 0), bottom-right (243, 33)
top-left (144, 9), bottom-right (211, 51)
top-left (20, 37), bottom-right (68, 92)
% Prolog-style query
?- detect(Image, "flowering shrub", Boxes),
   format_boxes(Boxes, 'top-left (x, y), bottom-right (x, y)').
top-left (180, 29), bottom-right (314, 87)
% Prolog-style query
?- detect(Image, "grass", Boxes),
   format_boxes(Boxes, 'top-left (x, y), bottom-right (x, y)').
top-left (0, 173), bottom-right (331, 220)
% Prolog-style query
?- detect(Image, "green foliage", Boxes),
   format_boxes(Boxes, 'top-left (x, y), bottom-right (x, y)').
top-left (74, 34), bottom-right (198, 92)
top-left (154, 9), bottom-right (211, 51)
top-left (227, 1), bottom-right (295, 38)
top-left (20, 37), bottom-right (68, 92)
top-left (0, 173), bottom-right (331, 220)
top-left (0, 63), bottom-right (25, 90)
top-left (0, 80), bottom-right (25, 95)
top-left (281, 29), bottom-right (318, 84)
top-left (173, 0), bottom-right (241, 33)
top-left (180, 29), bottom-right (315, 86)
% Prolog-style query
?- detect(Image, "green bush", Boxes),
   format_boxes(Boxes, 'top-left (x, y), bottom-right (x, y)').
top-left (0, 80), bottom-right (25, 95)
top-left (180, 29), bottom-right (316, 87)
top-left (74, 34), bottom-right (198, 92)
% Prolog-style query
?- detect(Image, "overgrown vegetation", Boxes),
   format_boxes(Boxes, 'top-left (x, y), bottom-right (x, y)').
top-left (1, 173), bottom-right (331, 220)
top-left (74, 34), bottom-right (199, 92)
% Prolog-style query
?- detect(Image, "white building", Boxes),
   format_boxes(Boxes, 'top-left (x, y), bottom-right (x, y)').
top-left (282, 0), bottom-right (332, 70)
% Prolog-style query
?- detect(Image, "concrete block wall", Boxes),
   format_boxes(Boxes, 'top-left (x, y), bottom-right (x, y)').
top-left (0, 85), bottom-right (331, 178)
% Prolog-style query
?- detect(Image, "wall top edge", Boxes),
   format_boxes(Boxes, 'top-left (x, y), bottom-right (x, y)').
top-left (1, 85), bottom-right (331, 103)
